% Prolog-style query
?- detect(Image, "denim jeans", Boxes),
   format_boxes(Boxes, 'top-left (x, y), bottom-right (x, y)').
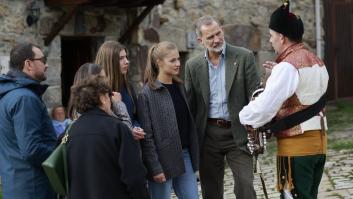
top-left (148, 149), bottom-right (199, 199)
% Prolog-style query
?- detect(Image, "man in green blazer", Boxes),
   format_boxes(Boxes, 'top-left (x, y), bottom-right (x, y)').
top-left (184, 16), bottom-right (261, 199)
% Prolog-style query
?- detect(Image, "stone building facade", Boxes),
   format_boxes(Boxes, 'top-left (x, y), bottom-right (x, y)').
top-left (141, 0), bottom-right (323, 78)
top-left (0, 0), bottom-right (323, 109)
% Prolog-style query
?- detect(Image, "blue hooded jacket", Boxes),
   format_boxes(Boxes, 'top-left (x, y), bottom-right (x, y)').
top-left (0, 70), bottom-right (57, 199)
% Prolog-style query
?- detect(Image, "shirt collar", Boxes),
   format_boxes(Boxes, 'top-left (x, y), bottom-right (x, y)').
top-left (203, 43), bottom-right (226, 63)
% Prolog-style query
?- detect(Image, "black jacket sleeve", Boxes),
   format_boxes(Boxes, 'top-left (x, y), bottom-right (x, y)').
top-left (118, 124), bottom-right (150, 199)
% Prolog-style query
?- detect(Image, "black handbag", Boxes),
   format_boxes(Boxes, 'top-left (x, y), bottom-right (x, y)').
top-left (42, 123), bottom-right (73, 195)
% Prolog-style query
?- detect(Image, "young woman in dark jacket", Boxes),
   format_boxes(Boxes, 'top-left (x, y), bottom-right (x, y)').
top-left (95, 41), bottom-right (145, 140)
top-left (67, 76), bottom-right (149, 199)
top-left (138, 41), bottom-right (199, 199)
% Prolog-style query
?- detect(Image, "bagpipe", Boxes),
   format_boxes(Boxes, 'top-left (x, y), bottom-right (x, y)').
top-left (246, 87), bottom-right (272, 157)
top-left (245, 86), bottom-right (271, 199)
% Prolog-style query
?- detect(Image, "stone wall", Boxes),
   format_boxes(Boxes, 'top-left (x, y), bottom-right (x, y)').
top-left (0, 0), bottom-right (324, 108)
top-left (0, 0), bottom-right (132, 108)
top-left (138, 0), bottom-right (324, 80)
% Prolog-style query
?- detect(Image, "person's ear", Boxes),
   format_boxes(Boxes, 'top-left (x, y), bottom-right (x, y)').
top-left (279, 34), bottom-right (285, 44)
top-left (99, 94), bottom-right (106, 105)
top-left (156, 58), bottom-right (161, 68)
top-left (23, 60), bottom-right (32, 73)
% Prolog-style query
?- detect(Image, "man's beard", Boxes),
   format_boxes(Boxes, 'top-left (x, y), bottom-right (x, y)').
top-left (208, 42), bottom-right (225, 53)
top-left (36, 73), bottom-right (47, 82)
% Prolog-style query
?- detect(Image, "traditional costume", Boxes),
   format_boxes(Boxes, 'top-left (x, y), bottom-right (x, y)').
top-left (239, 1), bottom-right (329, 198)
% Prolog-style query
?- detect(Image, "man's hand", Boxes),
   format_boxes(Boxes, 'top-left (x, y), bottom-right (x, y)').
top-left (262, 61), bottom-right (277, 70)
top-left (245, 125), bottom-right (255, 134)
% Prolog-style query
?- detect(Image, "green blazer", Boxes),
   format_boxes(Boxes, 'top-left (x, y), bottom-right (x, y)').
top-left (184, 43), bottom-right (261, 149)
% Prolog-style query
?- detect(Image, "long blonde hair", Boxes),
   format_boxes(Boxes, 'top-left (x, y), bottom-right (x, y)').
top-left (144, 41), bottom-right (182, 89)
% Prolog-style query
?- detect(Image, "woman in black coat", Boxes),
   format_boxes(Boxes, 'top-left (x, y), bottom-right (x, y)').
top-left (67, 76), bottom-right (149, 199)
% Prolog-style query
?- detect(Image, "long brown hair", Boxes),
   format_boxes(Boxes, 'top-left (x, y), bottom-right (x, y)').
top-left (68, 63), bottom-right (103, 119)
top-left (95, 40), bottom-right (132, 94)
top-left (144, 41), bottom-right (182, 89)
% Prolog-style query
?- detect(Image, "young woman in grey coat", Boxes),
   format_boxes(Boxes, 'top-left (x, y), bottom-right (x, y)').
top-left (137, 41), bottom-right (199, 199)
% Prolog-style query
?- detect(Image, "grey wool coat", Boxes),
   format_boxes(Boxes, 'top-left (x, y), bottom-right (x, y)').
top-left (184, 43), bottom-right (261, 150)
top-left (137, 81), bottom-right (199, 180)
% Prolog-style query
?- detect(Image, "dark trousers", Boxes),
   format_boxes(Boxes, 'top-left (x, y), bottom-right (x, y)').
top-left (280, 154), bottom-right (326, 199)
top-left (199, 124), bottom-right (256, 199)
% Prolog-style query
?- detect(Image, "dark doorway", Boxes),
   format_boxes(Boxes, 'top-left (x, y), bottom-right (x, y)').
top-left (61, 36), bottom-right (104, 107)
top-left (324, 0), bottom-right (353, 100)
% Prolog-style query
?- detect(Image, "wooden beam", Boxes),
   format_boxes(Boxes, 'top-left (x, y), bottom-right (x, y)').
top-left (118, 5), bottom-right (154, 44)
top-left (45, 0), bottom-right (165, 8)
top-left (45, 0), bottom-right (88, 6)
top-left (44, 5), bottom-right (79, 46)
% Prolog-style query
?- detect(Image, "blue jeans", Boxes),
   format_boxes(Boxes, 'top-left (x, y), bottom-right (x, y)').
top-left (148, 149), bottom-right (199, 199)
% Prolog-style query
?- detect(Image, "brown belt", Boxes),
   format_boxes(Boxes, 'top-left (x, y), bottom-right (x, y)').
top-left (207, 118), bottom-right (231, 129)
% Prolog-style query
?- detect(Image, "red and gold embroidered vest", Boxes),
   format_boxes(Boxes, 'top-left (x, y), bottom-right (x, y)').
top-left (275, 43), bottom-right (324, 138)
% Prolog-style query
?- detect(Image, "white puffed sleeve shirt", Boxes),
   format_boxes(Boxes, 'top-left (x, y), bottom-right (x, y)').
top-left (239, 62), bottom-right (299, 128)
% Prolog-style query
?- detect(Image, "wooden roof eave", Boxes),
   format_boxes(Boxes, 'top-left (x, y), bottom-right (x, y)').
top-left (44, 0), bottom-right (165, 8)
top-left (44, 5), bottom-right (79, 46)
top-left (43, 0), bottom-right (165, 46)
top-left (118, 4), bottom-right (154, 44)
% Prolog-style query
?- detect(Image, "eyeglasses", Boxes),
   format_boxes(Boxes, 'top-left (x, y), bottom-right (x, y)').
top-left (30, 56), bottom-right (47, 64)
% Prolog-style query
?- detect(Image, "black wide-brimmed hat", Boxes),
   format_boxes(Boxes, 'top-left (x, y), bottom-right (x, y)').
top-left (269, 0), bottom-right (304, 41)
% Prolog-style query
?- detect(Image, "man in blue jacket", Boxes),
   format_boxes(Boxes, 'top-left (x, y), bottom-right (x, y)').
top-left (0, 43), bottom-right (57, 199)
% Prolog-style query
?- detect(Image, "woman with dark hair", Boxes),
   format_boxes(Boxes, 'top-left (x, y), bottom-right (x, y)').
top-left (67, 63), bottom-right (132, 129)
top-left (138, 41), bottom-right (199, 199)
top-left (67, 76), bottom-right (149, 199)
top-left (95, 41), bottom-right (145, 140)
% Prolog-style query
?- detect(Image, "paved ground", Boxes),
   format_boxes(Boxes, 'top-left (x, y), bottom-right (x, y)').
top-left (173, 130), bottom-right (353, 199)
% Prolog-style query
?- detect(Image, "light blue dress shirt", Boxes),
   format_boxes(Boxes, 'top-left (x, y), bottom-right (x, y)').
top-left (204, 46), bottom-right (230, 120)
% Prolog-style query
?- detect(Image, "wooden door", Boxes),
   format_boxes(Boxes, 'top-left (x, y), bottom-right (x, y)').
top-left (61, 36), bottom-right (104, 106)
top-left (324, 0), bottom-right (353, 100)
